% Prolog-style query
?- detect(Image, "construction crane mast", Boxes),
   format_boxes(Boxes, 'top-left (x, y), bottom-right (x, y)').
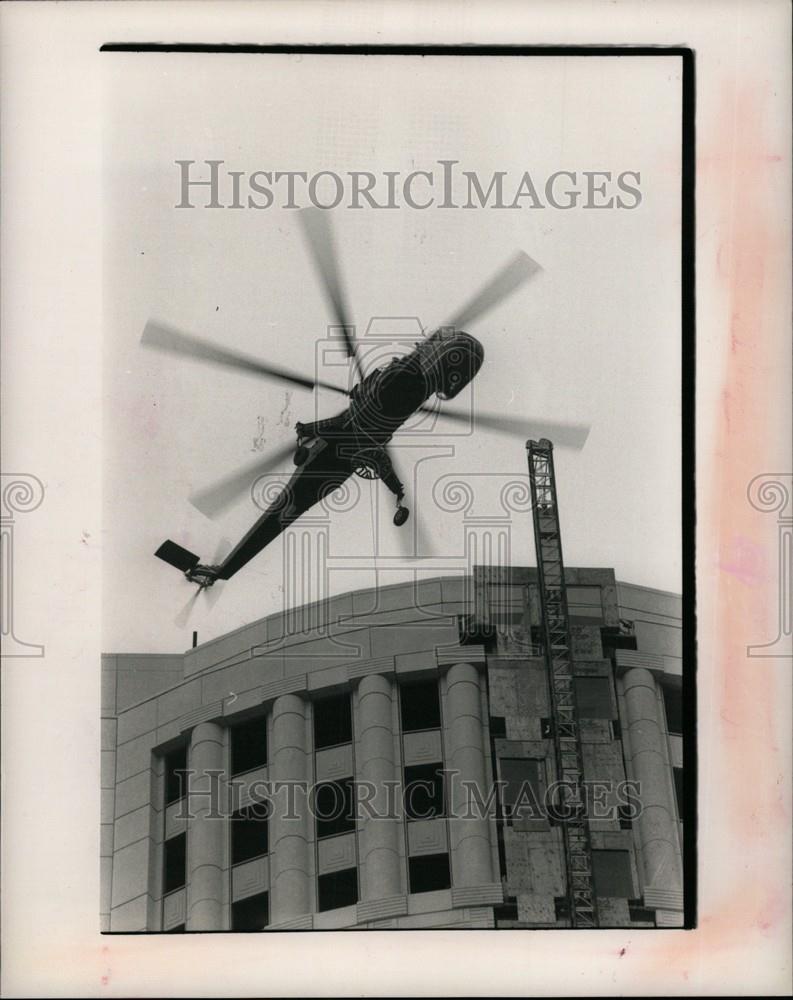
top-left (527, 438), bottom-right (598, 928)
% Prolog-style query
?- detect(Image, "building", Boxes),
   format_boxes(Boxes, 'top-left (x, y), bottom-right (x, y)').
top-left (101, 567), bottom-right (685, 932)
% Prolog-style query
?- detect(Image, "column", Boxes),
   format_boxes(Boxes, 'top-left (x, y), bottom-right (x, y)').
top-left (269, 694), bottom-right (311, 923)
top-left (622, 668), bottom-right (684, 900)
top-left (187, 721), bottom-right (225, 930)
top-left (446, 662), bottom-right (494, 887)
top-left (747, 472), bottom-right (792, 656)
top-left (357, 673), bottom-right (402, 900)
top-left (1, 472), bottom-right (45, 656)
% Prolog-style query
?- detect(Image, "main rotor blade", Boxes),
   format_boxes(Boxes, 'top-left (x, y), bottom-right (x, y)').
top-left (420, 405), bottom-right (590, 450)
top-left (142, 320), bottom-right (350, 396)
top-left (189, 442), bottom-right (296, 519)
top-left (298, 208), bottom-right (364, 381)
top-left (441, 251), bottom-right (542, 330)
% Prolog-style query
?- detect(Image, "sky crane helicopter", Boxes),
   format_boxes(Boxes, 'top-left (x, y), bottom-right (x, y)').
top-left (142, 209), bottom-right (589, 609)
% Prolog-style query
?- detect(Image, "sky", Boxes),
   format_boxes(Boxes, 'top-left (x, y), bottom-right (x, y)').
top-left (103, 52), bottom-right (682, 652)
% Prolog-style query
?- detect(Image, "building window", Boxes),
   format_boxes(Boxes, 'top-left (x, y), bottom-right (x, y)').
top-left (499, 758), bottom-right (546, 820)
top-left (592, 849), bottom-right (634, 898)
top-left (663, 686), bottom-right (683, 736)
top-left (628, 901), bottom-right (657, 925)
top-left (494, 902), bottom-right (520, 925)
top-left (489, 716), bottom-right (507, 738)
top-left (317, 867), bottom-right (358, 911)
top-left (314, 778), bottom-right (355, 839)
top-left (399, 679), bottom-right (441, 733)
top-left (574, 676), bottom-right (614, 719)
top-left (231, 891), bottom-right (269, 930)
top-left (164, 745), bottom-right (187, 805)
top-left (230, 717), bottom-right (267, 776)
top-left (673, 767), bottom-right (684, 819)
top-left (313, 693), bottom-right (352, 750)
top-left (403, 763), bottom-right (446, 821)
top-left (231, 803), bottom-right (269, 865)
top-left (163, 833), bottom-right (186, 894)
top-left (408, 853), bottom-right (451, 894)
top-left (554, 896), bottom-right (571, 921)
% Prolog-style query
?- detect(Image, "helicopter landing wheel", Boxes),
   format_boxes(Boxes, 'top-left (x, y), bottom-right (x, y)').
top-left (294, 445), bottom-right (309, 466)
top-left (393, 506), bottom-right (410, 527)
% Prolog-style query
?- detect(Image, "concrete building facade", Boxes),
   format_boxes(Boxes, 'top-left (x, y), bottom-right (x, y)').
top-left (101, 567), bottom-right (685, 932)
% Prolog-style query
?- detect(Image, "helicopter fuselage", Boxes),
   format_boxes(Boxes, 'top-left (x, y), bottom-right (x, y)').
top-left (320, 327), bottom-right (484, 443)
top-left (149, 208), bottom-right (546, 610)
top-left (211, 329), bottom-right (484, 580)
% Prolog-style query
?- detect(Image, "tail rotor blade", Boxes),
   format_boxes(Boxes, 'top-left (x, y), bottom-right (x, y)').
top-left (174, 588), bottom-right (201, 629)
top-left (142, 320), bottom-right (349, 396)
top-left (203, 537), bottom-right (231, 610)
top-left (203, 583), bottom-right (225, 614)
top-left (174, 538), bottom-right (231, 628)
top-left (189, 442), bottom-right (296, 518)
top-left (442, 251), bottom-right (542, 331)
top-left (298, 208), bottom-right (363, 380)
top-left (211, 537), bottom-right (232, 564)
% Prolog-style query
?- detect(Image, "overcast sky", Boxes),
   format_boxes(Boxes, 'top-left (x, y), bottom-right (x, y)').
top-left (103, 53), bottom-right (682, 652)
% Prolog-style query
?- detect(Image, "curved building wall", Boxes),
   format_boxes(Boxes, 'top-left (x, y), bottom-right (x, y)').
top-left (101, 570), bottom-right (685, 932)
top-left (102, 576), bottom-right (502, 931)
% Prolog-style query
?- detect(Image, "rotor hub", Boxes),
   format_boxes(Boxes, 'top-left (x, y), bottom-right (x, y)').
top-left (186, 565), bottom-right (218, 588)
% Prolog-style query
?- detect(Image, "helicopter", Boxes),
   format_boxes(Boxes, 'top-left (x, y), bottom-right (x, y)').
top-left (142, 208), bottom-right (589, 597)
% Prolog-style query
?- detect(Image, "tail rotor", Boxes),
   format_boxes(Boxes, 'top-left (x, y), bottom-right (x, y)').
top-left (170, 537), bottom-right (231, 629)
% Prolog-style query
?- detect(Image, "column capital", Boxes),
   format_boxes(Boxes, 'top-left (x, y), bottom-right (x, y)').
top-left (1, 473), bottom-right (44, 520)
top-left (615, 649), bottom-right (677, 681)
top-left (435, 645), bottom-right (487, 672)
top-left (347, 657), bottom-right (396, 685)
top-left (260, 675), bottom-right (308, 705)
top-left (644, 886), bottom-right (684, 912)
top-left (178, 702), bottom-right (224, 735)
top-left (747, 473), bottom-right (793, 521)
